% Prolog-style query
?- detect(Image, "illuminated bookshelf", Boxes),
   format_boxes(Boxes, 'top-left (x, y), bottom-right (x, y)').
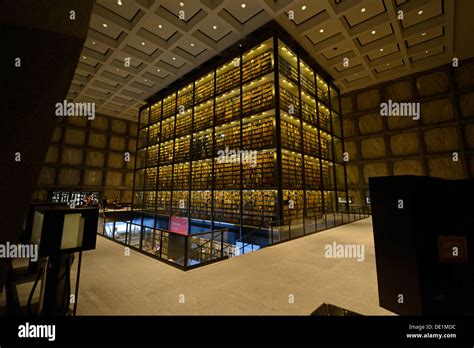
top-left (132, 23), bottom-right (348, 237)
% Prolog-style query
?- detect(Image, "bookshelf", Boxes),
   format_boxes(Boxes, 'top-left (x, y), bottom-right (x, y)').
top-left (178, 84), bottom-right (193, 110)
top-left (242, 116), bottom-right (274, 150)
top-left (216, 62), bottom-right (240, 94)
top-left (283, 190), bottom-right (304, 222)
top-left (195, 73), bottom-right (214, 104)
top-left (194, 101), bottom-right (214, 132)
top-left (316, 76), bottom-right (329, 105)
top-left (192, 130), bottom-right (213, 160)
top-left (242, 49), bottom-right (273, 83)
top-left (146, 146), bottom-right (158, 167)
top-left (279, 58), bottom-right (298, 83)
top-left (171, 190), bottom-right (189, 216)
top-left (242, 81), bottom-right (273, 117)
top-left (161, 117), bottom-right (175, 142)
top-left (300, 73), bottom-right (315, 96)
top-left (242, 190), bottom-right (276, 225)
top-left (174, 136), bottom-right (191, 163)
top-left (191, 159), bottom-right (212, 190)
top-left (242, 150), bottom-right (275, 188)
top-left (320, 131), bottom-right (332, 159)
top-left (150, 103), bottom-right (161, 125)
top-left (143, 191), bottom-right (156, 212)
top-left (148, 125), bottom-right (160, 146)
top-left (323, 191), bottom-right (335, 213)
top-left (162, 94), bottom-right (176, 120)
top-left (145, 167), bottom-right (157, 190)
top-left (321, 160), bottom-right (332, 190)
top-left (159, 141), bottom-right (174, 165)
top-left (304, 156), bottom-right (321, 189)
top-left (281, 119), bottom-right (301, 152)
top-left (175, 113), bottom-right (192, 138)
top-left (282, 152), bottom-right (303, 189)
top-left (214, 123), bottom-right (240, 155)
top-left (156, 191), bottom-right (171, 214)
top-left (306, 190), bottom-right (322, 218)
top-left (214, 190), bottom-right (240, 224)
top-left (301, 98), bottom-right (317, 125)
top-left (133, 27), bottom-right (346, 234)
top-left (172, 162), bottom-right (190, 190)
top-left (190, 190), bottom-right (212, 219)
top-left (215, 94), bottom-right (240, 125)
top-left (280, 86), bottom-right (300, 117)
top-left (158, 165), bottom-right (172, 190)
top-left (214, 160), bottom-right (240, 189)
top-left (319, 103), bottom-right (331, 131)
top-left (303, 126), bottom-right (319, 156)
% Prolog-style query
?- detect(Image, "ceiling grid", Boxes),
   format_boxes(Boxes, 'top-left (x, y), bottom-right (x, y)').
top-left (67, 0), bottom-right (455, 121)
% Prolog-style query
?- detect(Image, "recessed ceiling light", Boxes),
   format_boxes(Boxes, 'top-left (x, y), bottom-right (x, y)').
top-left (179, 2), bottom-right (184, 7)
top-left (117, 0), bottom-right (122, 5)
top-left (319, 28), bottom-right (324, 33)
top-left (418, 10), bottom-right (423, 15)
top-left (421, 32), bottom-right (426, 36)
top-left (141, 42), bottom-right (145, 46)
top-left (158, 24), bottom-right (163, 29)
top-left (361, 8), bottom-right (366, 13)
top-left (241, 3), bottom-right (246, 8)
top-left (371, 30), bottom-right (376, 34)
top-left (425, 50), bottom-right (429, 54)
top-left (213, 25), bottom-right (217, 29)
top-left (301, 5), bottom-right (307, 10)
top-left (379, 48), bottom-right (384, 52)
top-left (157, 69), bottom-right (161, 72)
top-left (172, 57), bottom-right (176, 60)
top-left (102, 23), bottom-right (108, 28)
top-left (190, 43), bottom-right (195, 47)
top-left (82, 56), bottom-right (86, 59)
top-left (92, 41), bottom-right (96, 45)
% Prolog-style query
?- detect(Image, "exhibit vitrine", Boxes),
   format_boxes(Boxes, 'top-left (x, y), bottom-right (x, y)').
top-left (131, 23), bottom-right (348, 238)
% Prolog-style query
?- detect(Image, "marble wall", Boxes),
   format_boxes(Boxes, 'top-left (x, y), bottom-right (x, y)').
top-left (342, 59), bottom-right (474, 207)
top-left (33, 114), bottom-right (138, 203)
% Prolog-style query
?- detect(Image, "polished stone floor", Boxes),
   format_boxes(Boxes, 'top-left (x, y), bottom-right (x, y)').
top-left (74, 218), bottom-right (394, 315)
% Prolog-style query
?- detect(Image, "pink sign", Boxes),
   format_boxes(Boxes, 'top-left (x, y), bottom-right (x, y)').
top-left (169, 216), bottom-right (189, 235)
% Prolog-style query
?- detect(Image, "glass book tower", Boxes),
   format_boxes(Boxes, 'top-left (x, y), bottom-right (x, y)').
top-left (131, 23), bottom-right (348, 246)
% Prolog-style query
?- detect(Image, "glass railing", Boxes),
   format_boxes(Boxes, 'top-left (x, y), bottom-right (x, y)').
top-left (227, 206), bottom-right (370, 255)
top-left (97, 206), bottom-right (370, 270)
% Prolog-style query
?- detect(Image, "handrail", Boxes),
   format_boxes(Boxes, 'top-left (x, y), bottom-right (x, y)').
top-left (226, 220), bottom-right (275, 256)
top-left (189, 228), bottom-right (227, 252)
top-left (232, 220), bottom-right (276, 245)
top-left (187, 229), bottom-right (231, 265)
top-left (187, 227), bottom-right (228, 238)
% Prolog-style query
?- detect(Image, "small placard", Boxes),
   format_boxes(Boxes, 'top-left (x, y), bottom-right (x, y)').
top-left (438, 236), bottom-right (468, 263)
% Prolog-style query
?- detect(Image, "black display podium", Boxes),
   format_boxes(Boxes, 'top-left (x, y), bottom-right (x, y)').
top-left (369, 176), bottom-right (473, 315)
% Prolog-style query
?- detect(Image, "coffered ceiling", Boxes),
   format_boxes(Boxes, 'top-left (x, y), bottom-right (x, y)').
top-left (67, 0), bottom-right (467, 121)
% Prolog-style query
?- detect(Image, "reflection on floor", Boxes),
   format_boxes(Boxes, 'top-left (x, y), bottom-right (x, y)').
top-left (76, 218), bottom-right (395, 315)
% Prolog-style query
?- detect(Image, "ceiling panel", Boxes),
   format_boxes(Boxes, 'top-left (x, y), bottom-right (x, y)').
top-left (66, 0), bottom-right (459, 121)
